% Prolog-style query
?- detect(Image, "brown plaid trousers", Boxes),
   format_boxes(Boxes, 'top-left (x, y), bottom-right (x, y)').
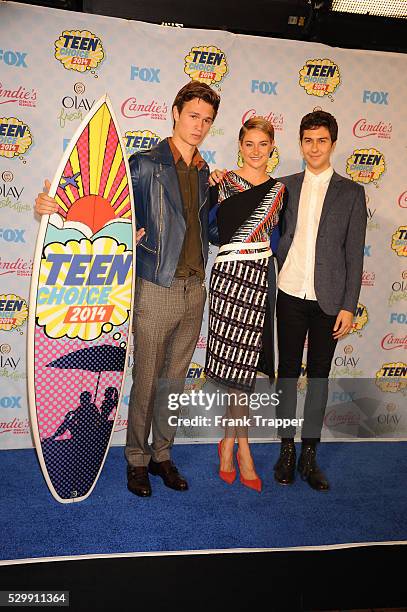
top-left (125, 275), bottom-right (206, 467)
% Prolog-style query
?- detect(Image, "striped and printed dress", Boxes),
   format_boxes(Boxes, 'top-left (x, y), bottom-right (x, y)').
top-left (205, 171), bottom-right (285, 392)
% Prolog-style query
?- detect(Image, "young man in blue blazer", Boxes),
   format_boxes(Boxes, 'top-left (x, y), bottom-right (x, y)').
top-left (274, 110), bottom-right (367, 491)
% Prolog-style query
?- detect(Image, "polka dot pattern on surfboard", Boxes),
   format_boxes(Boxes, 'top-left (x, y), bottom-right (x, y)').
top-left (28, 95), bottom-right (135, 503)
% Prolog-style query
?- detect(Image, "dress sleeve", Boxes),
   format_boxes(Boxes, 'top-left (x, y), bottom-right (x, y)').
top-left (270, 184), bottom-right (288, 254)
top-left (208, 184), bottom-right (220, 246)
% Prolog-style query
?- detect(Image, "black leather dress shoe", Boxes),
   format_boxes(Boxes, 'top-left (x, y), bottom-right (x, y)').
top-left (127, 466), bottom-right (152, 497)
top-left (298, 445), bottom-right (330, 491)
top-left (274, 440), bottom-right (296, 485)
top-left (148, 459), bottom-right (189, 491)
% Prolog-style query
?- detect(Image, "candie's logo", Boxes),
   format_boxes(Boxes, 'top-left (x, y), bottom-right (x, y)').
top-left (196, 335), bottom-right (207, 349)
top-left (54, 31), bottom-right (104, 73)
top-left (350, 303), bottom-right (368, 335)
top-left (242, 109), bottom-right (284, 132)
top-left (381, 333), bottom-right (407, 350)
top-left (353, 118), bottom-right (392, 140)
top-left (346, 148), bottom-right (385, 184)
top-left (0, 118), bottom-right (32, 159)
top-left (391, 227), bottom-right (407, 257)
top-left (398, 191), bottom-right (407, 209)
top-left (124, 130), bottom-right (161, 157)
top-left (184, 46), bottom-right (228, 86)
top-left (375, 362), bottom-right (407, 393)
top-left (121, 98), bottom-right (168, 121)
top-left (362, 271), bottom-right (375, 287)
top-left (0, 256), bottom-right (33, 277)
top-left (237, 148), bottom-right (279, 174)
top-left (0, 83), bottom-right (37, 108)
top-left (0, 294), bottom-right (28, 332)
top-left (0, 417), bottom-right (30, 436)
top-left (299, 59), bottom-right (340, 97)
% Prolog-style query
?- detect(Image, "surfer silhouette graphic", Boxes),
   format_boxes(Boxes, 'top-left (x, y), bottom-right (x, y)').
top-left (99, 386), bottom-right (119, 440)
top-left (47, 391), bottom-right (100, 443)
top-left (42, 388), bottom-right (119, 498)
top-left (100, 386), bottom-right (119, 420)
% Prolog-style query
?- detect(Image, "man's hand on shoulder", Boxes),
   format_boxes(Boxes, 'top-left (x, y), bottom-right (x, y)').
top-left (209, 168), bottom-right (227, 187)
top-left (35, 180), bottom-right (58, 216)
top-left (136, 228), bottom-right (145, 244)
top-left (333, 309), bottom-right (354, 340)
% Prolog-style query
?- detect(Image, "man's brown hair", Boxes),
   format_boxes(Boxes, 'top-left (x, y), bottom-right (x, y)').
top-left (172, 81), bottom-right (220, 127)
top-left (300, 110), bottom-right (338, 143)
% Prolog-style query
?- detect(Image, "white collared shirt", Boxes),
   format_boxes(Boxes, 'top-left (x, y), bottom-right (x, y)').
top-left (278, 165), bottom-right (334, 300)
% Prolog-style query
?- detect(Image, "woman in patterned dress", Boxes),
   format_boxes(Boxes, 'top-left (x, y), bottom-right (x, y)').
top-left (205, 117), bottom-right (286, 491)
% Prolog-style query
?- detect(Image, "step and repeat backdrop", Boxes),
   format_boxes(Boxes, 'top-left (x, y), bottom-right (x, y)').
top-left (0, 1), bottom-right (406, 449)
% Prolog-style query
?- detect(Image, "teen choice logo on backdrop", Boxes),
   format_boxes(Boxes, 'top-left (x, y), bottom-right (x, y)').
top-left (299, 59), bottom-right (340, 97)
top-left (184, 46), bottom-right (228, 85)
top-left (237, 147), bottom-right (280, 174)
top-left (350, 303), bottom-right (368, 335)
top-left (124, 130), bottom-right (161, 158)
top-left (185, 362), bottom-right (206, 391)
top-left (36, 237), bottom-right (132, 341)
top-left (54, 30), bottom-right (105, 72)
top-left (346, 148), bottom-right (385, 184)
top-left (0, 294), bottom-right (28, 332)
top-left (0, 117), bottom-right (32, 158)
top-left (375, 362), bottom-right (407, 394)
top-left (297, 363), bottom-right (308, 394)
top-left (391, 226), bottom-right (407, 257)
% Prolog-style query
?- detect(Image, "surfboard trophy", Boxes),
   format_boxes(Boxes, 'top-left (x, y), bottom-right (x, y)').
top-left (28, 95), bottom-right (136, 503)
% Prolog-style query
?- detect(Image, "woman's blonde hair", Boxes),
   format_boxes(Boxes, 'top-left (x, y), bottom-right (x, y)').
top-left (238, 116), bottom-right (274, 143)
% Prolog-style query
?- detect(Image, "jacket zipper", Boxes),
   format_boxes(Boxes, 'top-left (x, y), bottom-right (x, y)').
top-left (155, 168), bottom-right (163, 280)
top-left (139, 241), bottom-right (156, 254)
top-left (198, 174), bottom-right (206, 286)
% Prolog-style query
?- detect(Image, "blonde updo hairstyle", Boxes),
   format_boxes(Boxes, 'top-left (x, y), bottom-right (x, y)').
top-left (238, 116), bottom-right (275, 144)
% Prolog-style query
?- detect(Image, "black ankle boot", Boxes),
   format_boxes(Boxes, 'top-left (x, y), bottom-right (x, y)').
top-left (298, 443), bottom-right (330, 491)
top-left (274, 439), bottom-right (296, 485)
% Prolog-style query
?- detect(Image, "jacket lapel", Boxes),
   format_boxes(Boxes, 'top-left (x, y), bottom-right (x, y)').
top-left (318, 171), bottom-right (342, 230)
top-left (152, 139), bottom-right (183, 216)
top-left (288, 172), bottom-right (304, 229)
top-left (155, 163), bottom-right (184, 217)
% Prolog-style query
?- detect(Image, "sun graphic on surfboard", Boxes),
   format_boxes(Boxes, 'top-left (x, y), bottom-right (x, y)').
top-left (36, 99), bottom-right (134, 342)
top-left (51, 101), bottom-right (132, 236)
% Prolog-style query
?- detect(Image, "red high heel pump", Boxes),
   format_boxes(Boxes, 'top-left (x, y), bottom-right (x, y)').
top-left (218, 440), bottom-right (236, 485)
top-left (236, 450), bottom-right (262, 492)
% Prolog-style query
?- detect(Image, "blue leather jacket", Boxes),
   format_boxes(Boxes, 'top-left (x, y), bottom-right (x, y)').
top-left (130, 138), bottom-right (217, 287)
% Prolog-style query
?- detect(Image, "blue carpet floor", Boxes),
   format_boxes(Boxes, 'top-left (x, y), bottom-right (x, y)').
top-left (1, 442), bottom-right (406, 561)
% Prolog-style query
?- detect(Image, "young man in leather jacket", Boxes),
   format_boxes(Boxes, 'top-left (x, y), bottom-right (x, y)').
top-left (35, 81), bottom-right (220, 498)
